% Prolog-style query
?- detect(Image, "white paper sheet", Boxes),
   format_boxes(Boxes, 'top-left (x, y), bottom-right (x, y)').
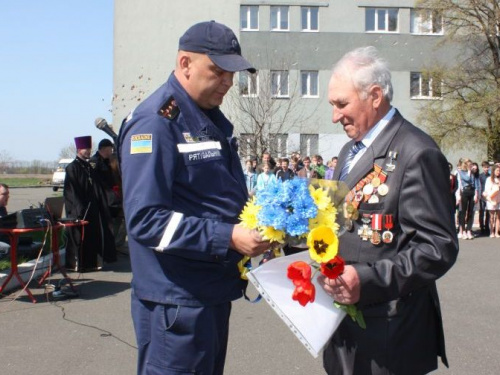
top-left (247, 251), bottom-right (346, 358)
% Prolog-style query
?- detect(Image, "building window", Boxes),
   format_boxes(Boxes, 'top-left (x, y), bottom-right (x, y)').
top-left (300, 134), bottom-right (318, 158)
top-left (239, 72), bottom-right (258, 97)
top-left (239, 133), bottom-right (255, 159)
top-left (365, 8), bottom-right (399, 33)
top-left (410, 72), bottom-right (442, 99)
top-left (270, 134), bottom-right (288, 158)
top-left (411, 9), bottom-right (443, 35)
top-left (271, 6), bottom-right (289, 31)
top-left (271, 70), bottom-right (289, 98)
top-left (241, 5), bottom-right (259, 30)
top-left (301, 71), bottom-right (319, 97)
top-left (301, 6), bottom-right (319, 31)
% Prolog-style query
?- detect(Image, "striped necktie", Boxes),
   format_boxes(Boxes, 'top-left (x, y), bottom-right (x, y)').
top-left (339, 141), bottom-right (365, 181)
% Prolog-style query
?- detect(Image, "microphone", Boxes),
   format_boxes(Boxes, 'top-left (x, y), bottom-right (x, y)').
top-left (95, 117), bottom-right (118, 141)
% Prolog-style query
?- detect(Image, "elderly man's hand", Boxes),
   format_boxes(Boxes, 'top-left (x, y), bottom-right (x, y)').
top-left (230, 224), bottom-right (270, 257)
top-left (318, 265), bottom-right (361, 304)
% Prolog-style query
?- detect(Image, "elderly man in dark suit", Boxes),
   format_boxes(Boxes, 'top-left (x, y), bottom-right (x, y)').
top-left (319, 46), bottom-right (459, 375)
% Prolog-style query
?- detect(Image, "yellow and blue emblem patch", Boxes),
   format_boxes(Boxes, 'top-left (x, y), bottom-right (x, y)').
top-left (131, 134), bottom-right (153, 154)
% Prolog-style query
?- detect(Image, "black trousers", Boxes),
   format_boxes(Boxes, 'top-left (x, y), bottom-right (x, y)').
top-left (459, 192), bottom-right (475, 231)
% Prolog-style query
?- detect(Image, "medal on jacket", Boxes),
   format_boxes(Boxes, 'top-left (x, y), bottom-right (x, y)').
top-left (386, 151), bottom-right (398, 172)
top-left (358, 214), bottom-right (372, 241)
top-left (382, 214), bottom-right (394, 243)
top-left (370, 214), bottom-right (382, 245)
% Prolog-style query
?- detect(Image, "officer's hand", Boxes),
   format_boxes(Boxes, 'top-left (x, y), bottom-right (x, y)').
top-left (230, 224), bottom-right (270, 257)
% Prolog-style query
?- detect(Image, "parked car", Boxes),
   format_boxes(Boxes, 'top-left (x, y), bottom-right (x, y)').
top-left (51, 158), bottom-right (73, 191)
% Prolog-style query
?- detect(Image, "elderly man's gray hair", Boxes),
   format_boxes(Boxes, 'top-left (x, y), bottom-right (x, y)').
top-left (332, 46), bottom-right (393, 102)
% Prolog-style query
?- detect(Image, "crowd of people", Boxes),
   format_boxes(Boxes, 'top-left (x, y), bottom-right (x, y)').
top-left (243, 151), bottom-right (339, 196)
top-left (450, 158), bottom-right (500, 239)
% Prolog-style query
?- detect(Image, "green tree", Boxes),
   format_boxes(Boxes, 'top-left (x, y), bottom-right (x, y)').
top-left (415, 0), bottom-right (500, 161)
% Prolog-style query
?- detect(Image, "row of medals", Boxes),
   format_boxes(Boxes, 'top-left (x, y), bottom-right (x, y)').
top-left (344, 153), bottom-right (397, 245)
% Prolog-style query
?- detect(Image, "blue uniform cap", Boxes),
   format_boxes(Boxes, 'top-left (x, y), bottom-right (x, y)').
top-left (179, 21), bottom-right (256, 74)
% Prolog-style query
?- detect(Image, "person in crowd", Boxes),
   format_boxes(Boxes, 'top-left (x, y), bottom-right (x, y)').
top-left (479, 161), bottom-right (491, 235)
top-left (318, 46), bottom-right (458, 375)
top-left (89, 138), bottom-right (118, 262)
top-left (108, 153), bottom-right (127, 251)
top-left (289, 156), bottom-right (301, 175)
top-left (456, 158), bottom-right (480, 240)
top-left (244, 159), bottom-right (257, 196)
top-left (324, 156), bottom-right (338, 180)
top-left (483, 164), bottom-right (500, 237)
top-left (0, 183), bottom-right (9, 217)
top-left (90, 139), bottom-right (115, 189)
top-left (293, 151), bottom-right (304, 169)
top-left (0, 184), bottom-right (9, 245)
top-left (117, 21), bottom-right (269, 375)
top-left (259, 151), bottom-right (277, 173)
top-left (276, 157), bottom-right (295, 181)
top-left (256, 162), bottom-right (277, 191)
top-left (311, 154), bottom-right (326, 178)
top-left (453, 158), bottom-right (464, 228)
top-left (448, 162), bottom-right (459, 220)
top-left (296, 156), bottom-right (318, 179)
top-left (250, 156), bottom-right (259, 173)
top-left (64, 136), bottom-right (115, 271)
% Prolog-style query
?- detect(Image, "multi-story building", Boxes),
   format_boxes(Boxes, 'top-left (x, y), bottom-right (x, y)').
top-left (114, 1), bottom-right (466, 163)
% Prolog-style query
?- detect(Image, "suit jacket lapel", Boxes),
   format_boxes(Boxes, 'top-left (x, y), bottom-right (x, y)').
top-left (336, 110), bottom-right (405, 189)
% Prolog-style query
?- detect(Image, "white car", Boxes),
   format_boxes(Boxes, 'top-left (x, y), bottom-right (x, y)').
top-left (51, 158), bottom-right (73, 192)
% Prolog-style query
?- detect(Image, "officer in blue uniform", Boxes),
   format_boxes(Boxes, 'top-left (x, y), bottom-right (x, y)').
top-left (118, 21), bottom-right (270, 375)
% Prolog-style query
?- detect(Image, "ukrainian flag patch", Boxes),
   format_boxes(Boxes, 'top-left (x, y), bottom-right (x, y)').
top-left (131, 134), bottom-right (153, 154)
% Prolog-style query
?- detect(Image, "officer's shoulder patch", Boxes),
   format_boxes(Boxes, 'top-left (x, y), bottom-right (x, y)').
top-left (158, 96), bottom-right (180, 120)
top-left (130, 134), bottom-right (153, 154)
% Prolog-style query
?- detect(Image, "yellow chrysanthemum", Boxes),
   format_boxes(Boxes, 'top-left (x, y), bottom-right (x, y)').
top-left (239, 198), bottom-right (261, 229)
top-left (308, 185), bottom-right (331, 210)
top-left (307, 226), bottom-right (338, 263)
top-left (309, 208), bottom-right (339, 232)
top-left (259, 226), bottom-right (286, 243)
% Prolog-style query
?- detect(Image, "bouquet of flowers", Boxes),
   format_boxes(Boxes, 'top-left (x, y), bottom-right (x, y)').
top-left (239, 177), bottom-right (365, 329)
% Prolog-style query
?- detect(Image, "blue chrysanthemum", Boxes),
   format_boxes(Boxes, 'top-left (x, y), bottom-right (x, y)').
top-left (286, 212), bottom-right (310, 237)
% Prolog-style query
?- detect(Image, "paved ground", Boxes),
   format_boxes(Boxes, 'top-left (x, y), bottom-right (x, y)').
top-left (1, 187), bottom-right (499, 374)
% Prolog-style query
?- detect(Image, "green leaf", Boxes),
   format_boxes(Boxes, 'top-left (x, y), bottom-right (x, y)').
top-left (333, 302), bottom-right (366, 329)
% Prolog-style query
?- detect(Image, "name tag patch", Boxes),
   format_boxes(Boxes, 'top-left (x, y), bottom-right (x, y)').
top-left (178, 141), bottom-right (223, 165)
top-left (188, 149), bottom-right (222, 162)
top-left (131, 134), bottom-right (153, 154)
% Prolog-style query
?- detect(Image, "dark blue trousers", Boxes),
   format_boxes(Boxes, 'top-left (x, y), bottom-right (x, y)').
top-left (131, 291), bottom-right (231, 375)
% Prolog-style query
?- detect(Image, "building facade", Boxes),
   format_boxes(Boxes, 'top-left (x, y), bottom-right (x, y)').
top-left (113, 0), bottom-right (469, 163)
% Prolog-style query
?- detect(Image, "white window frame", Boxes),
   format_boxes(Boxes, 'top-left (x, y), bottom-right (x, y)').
top-left (239, 133), bottom-right (254, 159)
top-left (271, 6), bottom-right (289, 31)
top-left (239, 72), bottom-right (259, 97)
top-left (271, 70), bottom-right (289, 98)
top-left (240, 5), bottom-right (259, 31)
top-left (410, 9), bottom-right (443, 35)
top-left (410, 72), bottom-right (442, 99)
top-left (301, 6), bottom-right (319, 32)
top-left (365, 8), bottom-right (399, 33)
top-left (270, 133), bottom-right (288, 158)
top-left (301, 71), bottom-right (319, 98)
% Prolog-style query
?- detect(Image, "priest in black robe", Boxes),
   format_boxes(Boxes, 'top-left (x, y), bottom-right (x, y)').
top-left (63, 136), bottom-right (116, 272)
